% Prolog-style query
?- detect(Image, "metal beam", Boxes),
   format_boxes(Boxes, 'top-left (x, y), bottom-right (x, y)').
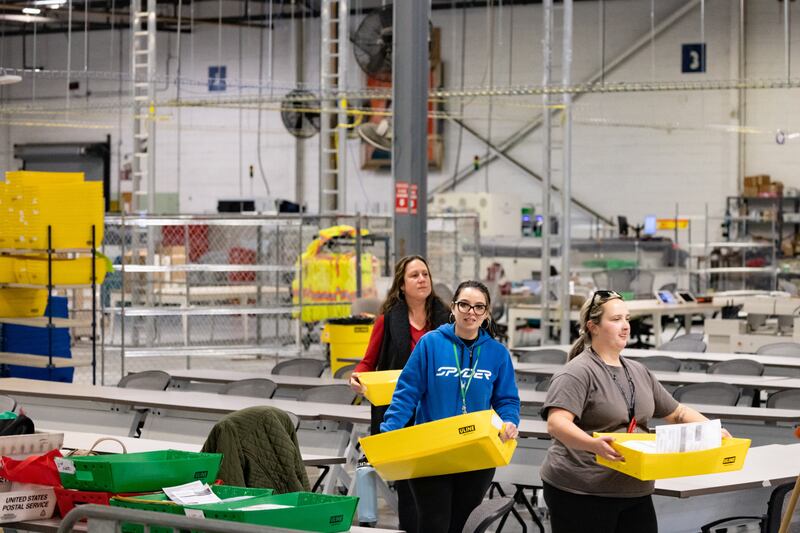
top-left (393, 0), bottom-right (428, 258)
top-left (430, 0), bottom-right (702, 200)
top-left (445, 114), bottom-right (611, 225)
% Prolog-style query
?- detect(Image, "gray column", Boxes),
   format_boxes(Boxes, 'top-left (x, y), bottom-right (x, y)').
top-left (392, 0), bottom-right (429, 258)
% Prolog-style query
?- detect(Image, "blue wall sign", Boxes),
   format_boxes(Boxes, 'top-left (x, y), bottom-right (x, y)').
top-left (682, 44), bottom-right (706, 73)
top-left (208, 66), bottom-right (227, 92)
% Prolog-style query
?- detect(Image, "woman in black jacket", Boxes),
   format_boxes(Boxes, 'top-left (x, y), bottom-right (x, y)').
top-left (349, 255), bottom-right (449, 532)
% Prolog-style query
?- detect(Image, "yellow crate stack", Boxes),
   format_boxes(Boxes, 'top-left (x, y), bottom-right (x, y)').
top-left (0, 171), bottom-right (106, 318)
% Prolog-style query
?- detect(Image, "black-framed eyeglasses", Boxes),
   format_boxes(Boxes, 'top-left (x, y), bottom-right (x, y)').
top-left (455, 301), bottom-right (488, 315)
top-left (589, 290), bottom-right (621, 313)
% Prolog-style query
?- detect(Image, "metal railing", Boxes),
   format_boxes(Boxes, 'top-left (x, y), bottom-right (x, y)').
top-left (58, 504), bottom-right (301, 533)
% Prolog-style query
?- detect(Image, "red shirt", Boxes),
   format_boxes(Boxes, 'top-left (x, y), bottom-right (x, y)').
top-left (354, 314), bottom-right (428, 373)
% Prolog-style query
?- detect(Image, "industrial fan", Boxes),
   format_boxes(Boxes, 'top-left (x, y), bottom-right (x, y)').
top-left (357, 118), bottom-right (392, 152)
top-left (280, 89), bottom-right (321, 139)
top-left (350, 5), bottom-right (394, 82)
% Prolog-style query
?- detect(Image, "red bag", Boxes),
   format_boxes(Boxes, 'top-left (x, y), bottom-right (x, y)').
top-left (0, 448), bottom-right (63, 486)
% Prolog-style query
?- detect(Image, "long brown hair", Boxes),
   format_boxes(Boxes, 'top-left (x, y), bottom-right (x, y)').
top-left (568, 291), bottom-right (623, 360)
top-left (380, 255), bottom-right (443, 327)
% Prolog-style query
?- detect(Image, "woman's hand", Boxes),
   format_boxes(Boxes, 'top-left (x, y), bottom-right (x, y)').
top-left (349, 372), bottom-right (366, 394)
top-left (591, 435), bottom-right (624, 462)
top-left (721, 427), bottom-right (732, 439)
top-left (499, 422), bottom-right (519, 442)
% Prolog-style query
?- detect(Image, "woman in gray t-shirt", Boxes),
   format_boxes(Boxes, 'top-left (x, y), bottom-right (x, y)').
top-left (540, 290), bottom-right (731, 533)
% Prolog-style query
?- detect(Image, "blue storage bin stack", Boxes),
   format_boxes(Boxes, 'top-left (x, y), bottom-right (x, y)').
top-left (2, 296), bottom-right (73, 382)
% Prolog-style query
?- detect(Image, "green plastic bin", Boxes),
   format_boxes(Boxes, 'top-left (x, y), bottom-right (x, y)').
top-left (188, 491), bottom-right (359, 533)
top-left (111, 485), bottom-right (275, 533)
top-left (582, 259), bottom-right (638, 270)
top-left (58, 450), bottom-right (222, 492)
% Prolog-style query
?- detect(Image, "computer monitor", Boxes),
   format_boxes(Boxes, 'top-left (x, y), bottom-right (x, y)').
top-left (617, 216), bottom-right (629, 237)
top-left (643, 215), bottom-right (657, 236)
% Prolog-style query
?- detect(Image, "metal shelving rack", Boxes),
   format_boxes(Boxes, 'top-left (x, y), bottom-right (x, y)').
top-left (0, 224), bottom-right (99, 384)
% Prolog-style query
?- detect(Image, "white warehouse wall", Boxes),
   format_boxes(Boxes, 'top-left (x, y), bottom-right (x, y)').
top-left (0, 0), bottom-right (798, 226)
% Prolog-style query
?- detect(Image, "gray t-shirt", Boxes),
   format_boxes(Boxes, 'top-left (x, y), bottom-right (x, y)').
top-left (539, 348), bottom-right (679, 497)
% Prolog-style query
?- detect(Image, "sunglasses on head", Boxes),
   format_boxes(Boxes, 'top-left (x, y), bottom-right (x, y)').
top-left (589, 290), bottom-right (621, 312)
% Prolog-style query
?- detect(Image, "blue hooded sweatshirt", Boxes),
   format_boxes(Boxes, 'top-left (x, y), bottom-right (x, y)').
top-left (380, 323), bottom-right (521, 433)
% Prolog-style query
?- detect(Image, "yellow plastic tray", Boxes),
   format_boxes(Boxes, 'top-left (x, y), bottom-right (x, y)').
top-left (358, 370), bottom-right (401, 406)
top-left (0, 288), bottom-right (48, 317)
top-left (14, 256), bottom-right (108, 286)
top-left (593, 432), bottom-right (751, 480)
top-left (0, 257), bottom-right (14, 284)
top-left (360, 410), bottom-right (516, 481)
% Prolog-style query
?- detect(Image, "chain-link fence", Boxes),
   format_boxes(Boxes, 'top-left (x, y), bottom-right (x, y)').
top-left (95, 214), bottom-right (395, 384)
top-left (59, 213), bottom-right (480, 384)
top-left (427, 214), bottom-right (481, 297)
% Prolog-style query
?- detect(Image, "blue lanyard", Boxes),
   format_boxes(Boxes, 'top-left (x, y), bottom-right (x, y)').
top-left (452, 343), bottom-right (482, 415)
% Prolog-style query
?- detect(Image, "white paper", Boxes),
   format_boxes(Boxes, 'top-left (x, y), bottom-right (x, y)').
top-left (163, 481), bottom-right (221, 506)
top-left (239, 503), bottom-right (292, 511)
top-left (54, 458), bottom-right (75, 474)
top-left (655, 419), bottom-right (722, 453)
top-left (184, 508), bottom-right (205, 518)
top-left (617, 440), bottom-right (658, 453)
top-left (218, 495), bottom-right (257, 503)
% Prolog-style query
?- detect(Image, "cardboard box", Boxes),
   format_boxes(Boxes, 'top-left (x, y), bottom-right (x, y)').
top-left (0, 483), bottom-right (56, 523)
top-left (158, 246), bottom-right (186, 283)
top-left (743, 186), bottom-right (759, 198)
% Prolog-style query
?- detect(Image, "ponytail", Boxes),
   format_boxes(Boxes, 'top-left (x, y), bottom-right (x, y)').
top-left (568, 338), bottom-right (586, 361)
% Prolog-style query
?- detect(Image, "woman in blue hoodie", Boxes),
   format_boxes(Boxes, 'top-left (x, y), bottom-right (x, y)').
top-left (380, 280), bottom-right (520, 533)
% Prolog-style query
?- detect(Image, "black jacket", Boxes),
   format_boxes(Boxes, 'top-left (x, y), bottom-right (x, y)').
top-left (370, 296), bottom-right (450, 433)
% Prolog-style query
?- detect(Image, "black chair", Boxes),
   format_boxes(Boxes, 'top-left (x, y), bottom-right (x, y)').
top-left (767, 389), bottom-right (800, 409)
top-left (708, 359), bottom-right (765, 407)
top-left (117, 370), bottom-right (171, 391)
top-left (757, 342), bottom-right (800, 356)
top-left (298, 385), bottom-right (357, 405)
top-left (708, 359), bottom-right (765, 376)
top-left (284, 410), bottom-right (301, 431)
top-left (333, 363), bottom-right (357, 381)
top-left (272, 358), bottom-right (325, 377)
top-left (517, 349), bottom-right (567, 365)
top-left (219, 378), bottom-right (278, 399)
top-left (0, 395), bottom-right (17, 413)
top-left (636, 355), bottom-right (682, 372)
top-left (434, 282), bottom-right (454, 306)
top-left (700, 480), bottom-right (799, 533)
top-left (658, 334), bottom-right (707, 353)
top-left (462, 497), bottom-right (516, 533)
top-left (672, 382), bottom-right (741, 406)
top-left (534, 377), bottom-right (551, 392)
top-left (490, 464), bottom-right (545, 533)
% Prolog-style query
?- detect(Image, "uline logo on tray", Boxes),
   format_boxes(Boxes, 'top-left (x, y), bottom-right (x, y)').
top-left (722, 456), bottom-right (736, 465)
top-left (329, 514), bottom-right (344, 524)
top-left (193, 471), bottom-right (208, 479)
top-left (458, 425), bottom-right (476, 435)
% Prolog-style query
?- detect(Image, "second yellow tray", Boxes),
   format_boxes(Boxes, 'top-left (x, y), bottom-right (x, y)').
top-left (593, 432), bottom-right (751, 480)
top-left (358, 370), bottom-right (401, 406)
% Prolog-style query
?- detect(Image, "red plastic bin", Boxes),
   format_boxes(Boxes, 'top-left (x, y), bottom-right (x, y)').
top-left (55, 487), bottom-right (151, 518)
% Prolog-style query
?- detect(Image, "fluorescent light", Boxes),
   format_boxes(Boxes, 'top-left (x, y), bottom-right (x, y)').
top-left (32, 0), bottom-right (66, 5)
top-left (0, 13), bottom-right (55, 22)
top-left (22, 7), bottom-right (41, 14)
top-left (0, 74), bottom-right (22, 86)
